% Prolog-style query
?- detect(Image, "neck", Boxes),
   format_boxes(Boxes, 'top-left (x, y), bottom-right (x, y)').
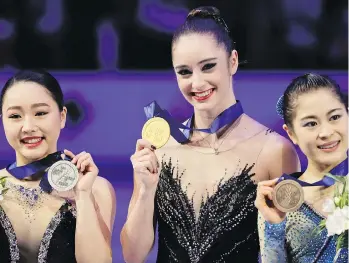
top-left (15, 148), bottom-right (57, 167)
top-left (193, 94), bottom-right (237, 129)
top-left (304, 155), bottom-right (347, 181)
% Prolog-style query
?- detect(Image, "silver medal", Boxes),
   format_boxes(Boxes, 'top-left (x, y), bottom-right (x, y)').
top-left (48, 160), bottom-right (79, 192)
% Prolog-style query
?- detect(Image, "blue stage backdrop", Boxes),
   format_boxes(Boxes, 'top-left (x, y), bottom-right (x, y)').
top-left (0, 70), bottom-right (347, 262)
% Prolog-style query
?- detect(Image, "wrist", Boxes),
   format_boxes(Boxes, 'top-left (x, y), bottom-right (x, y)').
top-left (139, 185), bottom-right (157, 200)
top-left (75, 190), bottom-right (93, 202)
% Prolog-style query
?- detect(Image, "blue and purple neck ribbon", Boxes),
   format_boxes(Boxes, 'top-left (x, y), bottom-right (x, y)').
top-left (6, 151), bottom-right (72, 193)
top-left (277, 156), bottom-right (348, 188)
top-left (144, 100), bottom-right (244, 143)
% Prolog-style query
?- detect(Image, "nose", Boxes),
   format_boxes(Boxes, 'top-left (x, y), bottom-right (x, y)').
top-left (318, 123), bottom-right (334, 139)
top-left (22, 116), bottom-right (38, 133)
top-left (191, 72), bottom-right (205, 90)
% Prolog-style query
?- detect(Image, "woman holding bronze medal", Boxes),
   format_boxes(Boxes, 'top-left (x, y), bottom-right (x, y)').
top-left (256, 73), bottom-right (348, 263)
top-left (121, 6), bottom-right (300, 263)
top-left (0, 70), bottom-right (116, 263)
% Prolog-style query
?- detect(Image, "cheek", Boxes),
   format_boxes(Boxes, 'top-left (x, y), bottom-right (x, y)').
top-left (294, 130), bottom-right (315, 151)
top-left (3, 121), bottom-right (16, 137)
top-left (41, 115), bottom-right (62, 140)
top-left (340, 118), bottom-right (348, 135)
top-left (177, 78), bottom-right (191, 94)
top-left (210, 69), bottom-right (227, 87)
top-left (3, 122), bottom-right (19, 146)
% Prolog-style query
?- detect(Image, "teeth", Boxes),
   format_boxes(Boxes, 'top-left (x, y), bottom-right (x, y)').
top-left (24, 138), bottom-right (42, 144)
top-left (319, 142), bottom-right (338, 149)
top-left (195, 89), bottom-right (212, 97)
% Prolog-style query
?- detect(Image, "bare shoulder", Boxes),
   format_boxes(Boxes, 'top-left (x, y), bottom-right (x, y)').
top-left (263, 131), bottom-right (296, 156)
top-left (243, 115), bottom-right (293, 150)
top-left (240, 114), bottom-right (268, 138)
top-left (91, 176), bottom-right (117, 231)
top-left (245, 115), bottom-right (300, 180)
top-left (92, 176), bottom-right (116, 201)
top-left (92, 176), bottom-right (115, 194)
top-left (259, 129), bottom-right (300, 179)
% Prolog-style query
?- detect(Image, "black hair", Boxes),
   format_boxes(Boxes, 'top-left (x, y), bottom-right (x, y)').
top-left (172, 6), bottom-right (234, 56)
top-left (0, 69), bottom-right (64, 114)
top-left (276, 73), bottom-right (348, 127)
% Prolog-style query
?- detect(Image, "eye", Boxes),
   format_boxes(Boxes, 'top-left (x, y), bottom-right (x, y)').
top-left (177, 69), bottom-right (192, 76)
top-left (330, 114), bottom-right (341, 121)
top-left (36, 112), bottom-right (48, 116)
top-left (202, 63), bottom-right (216, 71)
top-left (9, 114), bottom-right (21, 119)
top-left (304, 121), bottom-right (317, 127)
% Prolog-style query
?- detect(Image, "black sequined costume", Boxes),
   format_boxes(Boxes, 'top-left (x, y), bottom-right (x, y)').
top-left (0, 201), bottom-right (76, 263)
top-left (154, 159), bottom-right (259, 263)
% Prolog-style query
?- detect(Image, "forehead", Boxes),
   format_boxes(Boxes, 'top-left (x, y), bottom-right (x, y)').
top-left (172, 33), bottom-right (226, 65)
top-left (3, 81), bottom-right (53, 106)
top-left (294, 89), bottom-right (344, 119)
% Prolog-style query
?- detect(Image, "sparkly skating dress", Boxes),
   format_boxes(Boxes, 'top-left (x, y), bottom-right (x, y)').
top-left (0, 180), bottom-right (77, 263)
top-left (152, 113), bottom-right (286, 263)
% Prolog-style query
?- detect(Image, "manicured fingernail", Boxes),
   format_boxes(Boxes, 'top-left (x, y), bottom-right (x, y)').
top-left (151, 145), bottom-right (156, 150)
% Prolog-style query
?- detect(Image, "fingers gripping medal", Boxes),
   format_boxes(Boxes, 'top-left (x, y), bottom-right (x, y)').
top-left (272, 180), bottom-right (304, 213)
top-left (142, 117), bottom-right (171, 148)
top-left (48, 160), bottom-right (79, 192)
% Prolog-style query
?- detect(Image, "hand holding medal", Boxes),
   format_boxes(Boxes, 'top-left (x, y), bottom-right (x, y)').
top-left (49, 150), bottom-right (99, 196)
top-left (130, 117), bottom-right (171, 191)
top-left (256, 158), bottom-right (347, 223)
top-left (255, 178), bottom-right (288, 224)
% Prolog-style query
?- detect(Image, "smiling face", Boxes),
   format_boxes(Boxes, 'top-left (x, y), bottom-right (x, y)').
top-left (284, 89), bottom-right (348, 170)
top-left (1, 81), bottom-right (67, 165)
top-left (172, 33), bottom-right (238, 115)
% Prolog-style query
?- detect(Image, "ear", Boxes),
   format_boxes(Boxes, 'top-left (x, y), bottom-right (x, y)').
top-left (60, 106), bottom-right (67, 129)
top-left (229, 50), bottom-right (239, 75)
top-left (283, 124), bottom-right (297, 145)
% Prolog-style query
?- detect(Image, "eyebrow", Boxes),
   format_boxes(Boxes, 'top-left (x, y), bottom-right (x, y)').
top-left (300, 108), bottom-right (343, 121)
top-left (6, 103), bottom-right (50, 112)
top-left (174, 57), bottom-right (217, 70)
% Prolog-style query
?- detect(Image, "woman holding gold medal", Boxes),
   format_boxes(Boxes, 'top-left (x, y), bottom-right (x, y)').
top-left (121, 6), bottom-right (300, 263)
top-left (256, 73), bottom-right (348, 263)
top-left (0, 70), bottom-right (116, 263)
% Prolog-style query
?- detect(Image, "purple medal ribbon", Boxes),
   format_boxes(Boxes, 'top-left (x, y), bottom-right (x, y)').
top-left (277, 157), bottom-right (348, 187)
top-left (6, 151), bottom-right (72, 193)
top-left (144, 100), bottom-right (244, 143)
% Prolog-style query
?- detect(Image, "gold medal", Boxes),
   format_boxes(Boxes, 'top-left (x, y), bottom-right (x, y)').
top-left (142, 117), bottom-right (170, 149)
top-left (272, 179), bottom-right (304, 213)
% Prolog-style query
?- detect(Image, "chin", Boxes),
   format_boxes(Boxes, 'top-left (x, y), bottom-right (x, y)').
top-left (20, 148), bottom-right (49, 162)
top-left (315, 150), bottom-right (347, 168)
top-left (190, 99), bottom-right (217, 112)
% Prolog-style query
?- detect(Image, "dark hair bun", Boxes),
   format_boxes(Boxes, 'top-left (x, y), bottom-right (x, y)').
top-left (187, 6), bottom-right (221, 20)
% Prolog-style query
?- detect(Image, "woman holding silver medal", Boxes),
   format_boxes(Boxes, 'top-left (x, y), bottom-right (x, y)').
top-left (0, 70), bottom-right (116, 263)
top-left (256, 73), bottom-right (348, 263)
top-left (121, 6), bottom-right (300, 263)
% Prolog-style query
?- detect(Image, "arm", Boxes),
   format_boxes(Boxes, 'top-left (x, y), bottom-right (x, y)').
top-left (259, 133), bottom-right (301, 180)
top-left (120, 175), bottom-right (157, 263)
top-left (75, 176), bottom-right (116, 263)
top-left (258, 212), bottom-right (288, 263)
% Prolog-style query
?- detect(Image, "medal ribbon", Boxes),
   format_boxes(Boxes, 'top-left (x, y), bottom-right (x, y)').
top-left (277, 157), bottom-right (348, 187)
top-left (6, 151), bottom-right (72, 193)
top-left (144, 100), bottom-right (244, 143)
